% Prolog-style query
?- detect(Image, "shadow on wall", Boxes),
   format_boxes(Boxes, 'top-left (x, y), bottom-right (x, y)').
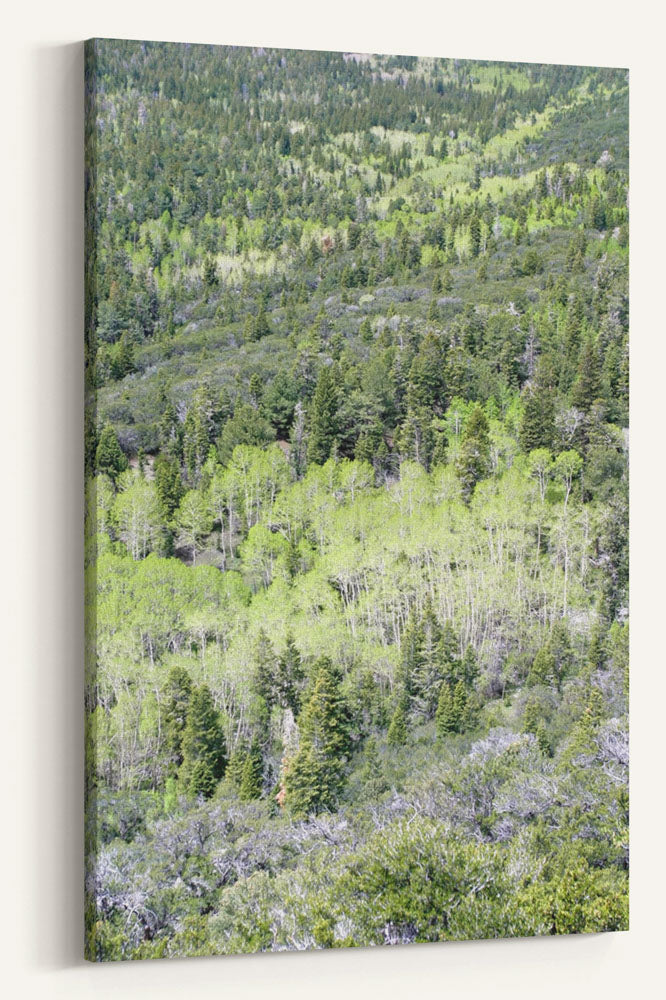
top-left (26, 41), bottom-right (85, 970)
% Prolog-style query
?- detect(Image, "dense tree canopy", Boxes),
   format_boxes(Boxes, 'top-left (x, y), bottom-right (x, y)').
top-left (85, 40), bottom-right (628, 961)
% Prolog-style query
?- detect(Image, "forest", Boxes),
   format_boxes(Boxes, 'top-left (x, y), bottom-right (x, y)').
top-left (84, 40), bottom-right (629, 960)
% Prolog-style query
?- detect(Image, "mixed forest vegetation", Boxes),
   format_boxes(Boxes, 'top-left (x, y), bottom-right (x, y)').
top-left (84, 40), bottom-right (629, 960)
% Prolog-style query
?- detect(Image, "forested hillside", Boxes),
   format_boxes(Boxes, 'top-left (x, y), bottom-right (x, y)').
top-left (84, 40), bottom-right (629, 960)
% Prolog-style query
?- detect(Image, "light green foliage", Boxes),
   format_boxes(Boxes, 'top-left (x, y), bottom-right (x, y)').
top-left (113, 471), bottom-right (162, 560)
top-left (554, 450), bottom-right (583, 507)
top-left (85, 41), bottom-right (629, 960)
top-left (176, 490), bottom-right (212, 564)
top-left (528, 448), bottom-right (553, 501)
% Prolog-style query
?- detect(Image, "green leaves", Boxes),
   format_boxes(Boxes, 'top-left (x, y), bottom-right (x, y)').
top-left (176, 490), bottom-right (212, 564)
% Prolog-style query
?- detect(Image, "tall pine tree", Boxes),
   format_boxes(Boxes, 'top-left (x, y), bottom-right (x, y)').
top-left (284, 657), bottom-right (350, 816)
top-left (307, 366), bottom-right (339, 465)
top-left (179, 685), bottom-right (226, 798)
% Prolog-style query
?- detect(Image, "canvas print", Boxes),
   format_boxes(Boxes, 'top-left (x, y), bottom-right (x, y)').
top-left (84, 39), bottom-right (629, 961)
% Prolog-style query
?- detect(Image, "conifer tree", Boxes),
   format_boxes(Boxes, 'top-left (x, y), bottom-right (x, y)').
top-left (522, 697), bottom-right (541, 736)
top-left (461, 645), bottom-right (479, 690)
top-left (436, 682), bottom-right (457, 736)
top-left (183, 386), bottom-right (216, 485)
top-left (534, 721), bottom-right (552, 756)
top-left (441, 621), bottom-right (461, 684)
top-left (275, 632), bottom-right (304, 712)
top-left (183, 409), bottom-right (209, 486)
top-left (406, 334), bottom-right (446, 413)
top-left (572, 334), bottom-right (602, 413)
top-left (470, 214), bottom-right (481, 256)
top-left (255, 304), bottom-right (271, 340)
top-left (111, 331), bottom-right (137, 381)
top-left (520, 381), bottom-right (556, 453)
top-left (387, 693), bottom-right (408, 746)
top-left (565, 687), bottom-right (605, 765)
top-left (180, 685), bottom-right (226, 798)
top-left (226, 742), bottom-right (248, 790)
top-left (249, 373), bottom-right (263, 407)
top-left (528, 645), bottom-right (557, 687)
top-left (307, 366), bottom-right (339, 465)
top-left (154, 453), bottom-right (184, 521)
top-left (410, 600), bottom-right (446, 720)
top-left (239, 741), bottom-right (263, 801)
top-left (251, 629), bottom-right (278, 735)
top-left (163, 666), bottom-right (193, 773)
top-left (96, 424), bottom-right (128, 481)
top-left (455, 404), bottom-right (490, 501)
top-left (284, 657), bottom-right (351, 815)
top-left (397, 610), bottom-right (424, 702)
top-left (188, 759), bottom-right (217, 799)
top-left (360, 736), bottom-right (389, 798)
top-left (452, 680), bottom-right (469, 730)
top-left (202, 255), bottom-right (218, 289)
top-left (549, 620), bottom-right (573, 682)
top-left (158, 398), bottom-right (182, 460)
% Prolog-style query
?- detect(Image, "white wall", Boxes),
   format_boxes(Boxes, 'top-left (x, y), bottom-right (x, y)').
top-left (2, 2), bottom-right (665, 996)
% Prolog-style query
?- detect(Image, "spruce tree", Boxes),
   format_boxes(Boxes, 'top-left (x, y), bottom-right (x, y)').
top-left (520, 382), bottom-right (556, 453)
top-left (397, 609), bottom-right (424, 703)
top-left (284, 657), bottom-right (351, 816)
top-left (251, 629), bottom-right (278, 739)
top-left (565, 687), bottom-right (605, 765)
top-left (549, 620), bottom-right (572, 682)
top-left (455, 404), bottom-right (490, 502)
top-left (96, 424), bottom-right (128, 481)
top-left (307, 366), bottom-right (339, 465)
top-left (249, 373), bottom-right (263, 407)
top-left (534, 721), bottom-right (552, 756)
top-left (238, 741), bottom-right (263, 801)
top-left (410, 599), bottom-right (445, 720)
top-left (163, 666), bottom-right (193, 772)
top-left (572, 334), bottom-right (602, 413)
top-left (180, 685), bottom-right (226, 798)
top-left (441, 621), bottom-right (460, 684)
top-left (436, 682), bottom-right (457, 736)
top-left (406, 334), bottom-right (446, 413)
top-left (527, 645), bottom-right (557, 687)
top-left (461, 645), bottom-right (479, 690)
top-left (360, 736), bottom-right (388, 798)
top-left (154, 454), bottom-right (183, 521)
top-left (275, 632), bottom-right (304, 712)
top-left (202, 255), bottom-right (218, 288)
top-left (522, 698), bottom-right (541, 736)
top-left (452, 680), bottom-right (469, 731)
top-left (226, 742), bottom-right (248, 790)
top-left (188, 759), bottom-right (217, 799)
top-left (387, 693), bottom-right (408, 746)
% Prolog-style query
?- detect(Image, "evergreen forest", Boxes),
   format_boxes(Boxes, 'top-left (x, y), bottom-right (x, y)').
top-left (84, 39), bottom-right (629, 961)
